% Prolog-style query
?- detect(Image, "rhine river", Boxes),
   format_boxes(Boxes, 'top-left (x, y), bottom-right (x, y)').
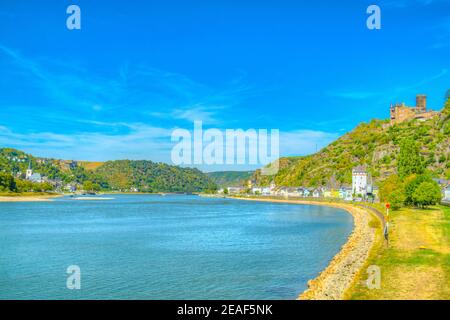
top-left (0, 195), bottom-right (353, 299)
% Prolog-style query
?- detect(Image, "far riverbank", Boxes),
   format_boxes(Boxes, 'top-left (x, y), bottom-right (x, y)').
top-left (0, 193), bottom-right (63, 202)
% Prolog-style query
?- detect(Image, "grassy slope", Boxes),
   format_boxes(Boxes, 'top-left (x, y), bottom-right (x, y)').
top-left (347, 204), bottom-right (450, 300)
top-left (78, 161), bottom-right (104, 171)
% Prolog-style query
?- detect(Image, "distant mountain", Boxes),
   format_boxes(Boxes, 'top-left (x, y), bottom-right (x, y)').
top-left (206, 171), bottom-right (254, 187)
top-left (254, 99), bottom-right (450, 187)
top-left (0, 149), bottom-right (217, 192)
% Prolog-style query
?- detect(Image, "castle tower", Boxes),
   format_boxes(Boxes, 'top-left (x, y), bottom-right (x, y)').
top-left (26, 161), bottom-right (33, 179)
top-left (416, 94), bottom-right (427, 113)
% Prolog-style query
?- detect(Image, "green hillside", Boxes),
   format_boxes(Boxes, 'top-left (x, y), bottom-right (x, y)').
top-left (0, 149), bottom-right (217, 193)
top-left (206, 171), bottom-right (254, 187)
top-left (95, 160), bottom-right (216, 192)
top-left (254, 99), bottom-right (450, 187)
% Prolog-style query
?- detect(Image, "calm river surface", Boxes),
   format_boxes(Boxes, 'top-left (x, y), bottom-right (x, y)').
top-left (0, 195), bottom-right (353, 299)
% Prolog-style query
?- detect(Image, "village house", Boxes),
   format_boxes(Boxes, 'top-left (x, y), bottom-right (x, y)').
top-left (323, 188), bottom-right (332, 198)
top-left (227, 187), bottom-right (245, 194)
top-left (65, 184), bottom-right (77, 193)
top-left (339, 187), bottom-right (353, 201)
top-left (251, 187), bottom-right (263, 195)
top-left (312, 188), bottom-right (323, 198)
top-left (261, 187), bottom-right (271, 195)
top-left (303, 188), bottom-right (311, 197)
top-left (444, 185), bottom-right (450, 201)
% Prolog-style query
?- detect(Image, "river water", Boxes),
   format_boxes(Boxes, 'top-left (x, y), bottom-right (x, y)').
top-left (0, 195), bottom-right (353, 299)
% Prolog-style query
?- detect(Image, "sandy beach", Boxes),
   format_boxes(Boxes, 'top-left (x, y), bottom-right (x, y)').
top-left (0, 194), bottom-right (63, 202)
top-left (232, 197), bottom-right (380, 300)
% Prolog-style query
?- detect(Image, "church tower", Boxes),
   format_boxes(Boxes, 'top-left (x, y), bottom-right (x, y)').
top-left (26, 161), bottom-right (33, 179)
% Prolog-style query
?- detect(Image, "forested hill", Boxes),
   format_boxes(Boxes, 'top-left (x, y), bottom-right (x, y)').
top-left (0, 149), bottom-right (217, 192)
top-left (254, 99), bottom-right (450, 187)
top-left (94, 160), bottom-right (217, 192)
top-left (206, 171), bottom-right (254, 187)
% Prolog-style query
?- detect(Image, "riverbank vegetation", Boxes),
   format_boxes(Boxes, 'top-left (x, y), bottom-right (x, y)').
top-left (379, 137), bottom-right (442, 209)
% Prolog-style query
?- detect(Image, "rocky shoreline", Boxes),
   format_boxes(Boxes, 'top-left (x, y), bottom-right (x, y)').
top-left (232, 197), bottom-right (378, 300)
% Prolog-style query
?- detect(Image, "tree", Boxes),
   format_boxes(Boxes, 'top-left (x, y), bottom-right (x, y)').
top-left (40, 182), bottom-right (54, 192)
top-left (397, 138), bottom-right (425, 179)
top-left (389, 189), bottom-right (406, 210)
top-left (412, 181), bottom-right (441, 208)
top-left (0, 172), bottom-right (16, 192)
top-left (404, 174), bottom-right (433, 206)
top-left (379, 174), bottom-right (405, 210)
top-left (83, 181), bottom-right (94, 192)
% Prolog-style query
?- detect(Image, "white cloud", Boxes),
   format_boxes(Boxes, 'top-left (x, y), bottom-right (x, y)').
top-left (0, 124), bottom-right (174, 162)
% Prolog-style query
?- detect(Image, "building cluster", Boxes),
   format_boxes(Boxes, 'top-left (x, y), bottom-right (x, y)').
top-left (220, 166), bottom-right (450, 203)
top-left (20, 161), bottom-right (79, 192)
top-left (390, 94), bottom-right (438, 125)
top-left (218, 167), bottom-right (378, 202)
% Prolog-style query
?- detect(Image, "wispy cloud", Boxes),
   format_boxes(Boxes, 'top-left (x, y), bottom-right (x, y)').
top-left (0, 124), bottom-right (173, 162)
top-left (149, 104), bottom-right (227, 125)
top-left (0, 44), bottom-right (251, 163)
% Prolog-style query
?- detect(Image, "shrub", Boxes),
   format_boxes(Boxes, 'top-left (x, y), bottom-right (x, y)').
top-left (412, 181), bottom-right (442, 208)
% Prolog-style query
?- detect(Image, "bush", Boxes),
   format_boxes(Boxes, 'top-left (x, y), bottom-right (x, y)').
top-left (404, 174), bottom-right (433, 206)
top-left (412, 181), bottom-right (442, 208)
top-left (379, 174), bottom-right (405, 210)
top-left (0, 172), bottom-right (16, 192)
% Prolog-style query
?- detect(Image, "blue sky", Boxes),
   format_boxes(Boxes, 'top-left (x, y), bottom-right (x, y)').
top-left (0, 0), bottom-right (449, 171)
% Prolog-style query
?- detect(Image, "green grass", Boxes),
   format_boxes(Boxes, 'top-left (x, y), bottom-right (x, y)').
top-left (347, 205), bottom-right (450, 300)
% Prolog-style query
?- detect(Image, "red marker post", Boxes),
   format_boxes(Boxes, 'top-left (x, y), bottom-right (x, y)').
top-left (384, 202), bottom-right (390, 245)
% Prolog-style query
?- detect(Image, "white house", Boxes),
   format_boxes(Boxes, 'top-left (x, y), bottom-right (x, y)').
top-left (65, 184), bottom-right (77, 193)
top-left (227, 187), bottom-right (245, 194)
top-left (323, 188), bottom-right (332, 198)
top-left (339, 187), bottom-right (353, 201)
top-left (303, 188), bottom-right (311, 197)
top-left (312, 189), bottom-right (322, 198)
top-left (444, 185), bottom-right (450, 200)
top-left (261, 187), bottom-right (271, 195)
top-left (251, 187), bottom-right (263, 194)
top-left (352, 166), bottom-right (368, 196)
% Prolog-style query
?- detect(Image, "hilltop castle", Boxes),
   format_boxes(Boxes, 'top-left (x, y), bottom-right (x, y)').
top-left (390, 94), bottom-right (437, 125)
